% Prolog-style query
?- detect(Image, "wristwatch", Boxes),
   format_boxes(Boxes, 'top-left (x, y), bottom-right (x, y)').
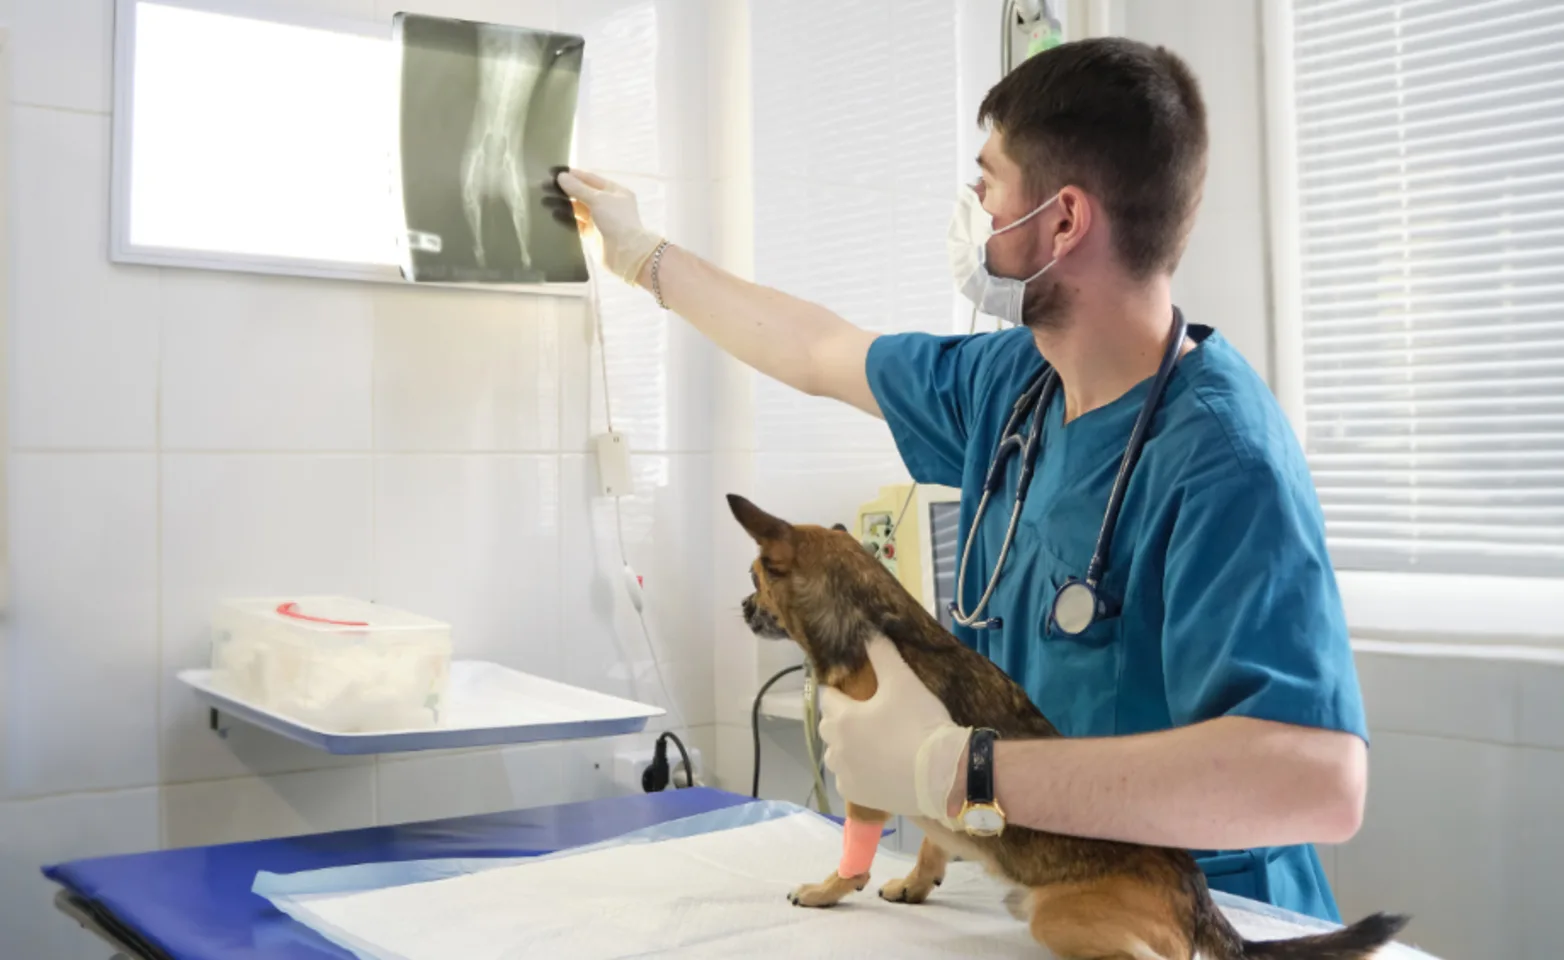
top-left (957, 727), bottom-right (1006, 837)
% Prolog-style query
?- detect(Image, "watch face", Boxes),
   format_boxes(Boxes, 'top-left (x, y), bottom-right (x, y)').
top-left (962, 806), bottom-right (1004, 834)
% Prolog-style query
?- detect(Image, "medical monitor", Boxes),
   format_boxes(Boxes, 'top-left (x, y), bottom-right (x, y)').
top-left (856, 484), bottom-right (962, 631)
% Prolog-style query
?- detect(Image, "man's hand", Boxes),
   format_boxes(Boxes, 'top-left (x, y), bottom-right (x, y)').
top-left (556, 169), bottom-right (664, 285)
top-left (817, 636), bottom-right (970, 824)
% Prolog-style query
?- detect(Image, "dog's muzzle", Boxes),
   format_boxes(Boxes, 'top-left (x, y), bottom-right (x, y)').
top-left (741, 594), bottom-right (788, 640)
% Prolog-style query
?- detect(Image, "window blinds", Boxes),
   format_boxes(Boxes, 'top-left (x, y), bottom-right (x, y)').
top-left (1288, 0), bottom-right (1564, 577)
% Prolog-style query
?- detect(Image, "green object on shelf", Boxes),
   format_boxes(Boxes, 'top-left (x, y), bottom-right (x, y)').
top-left (1025, 17), bottom-right (1063, 59)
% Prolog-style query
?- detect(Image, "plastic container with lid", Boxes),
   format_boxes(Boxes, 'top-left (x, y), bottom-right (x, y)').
top-left (209, 596), bottom-right (452, 733)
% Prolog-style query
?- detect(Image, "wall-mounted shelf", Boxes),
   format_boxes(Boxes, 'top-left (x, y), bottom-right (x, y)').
top-left (181, 660), bottom-right (664, 755)
top-left (758, 687), bottom-right (807, 723)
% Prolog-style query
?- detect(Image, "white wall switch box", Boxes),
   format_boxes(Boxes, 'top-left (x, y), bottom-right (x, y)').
top-left (593, 431), bottom-right (633, 497)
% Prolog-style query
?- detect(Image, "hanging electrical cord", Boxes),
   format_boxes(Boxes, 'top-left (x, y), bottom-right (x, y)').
top-left (586, 260), bottom-right (687, 734)
top-left (750, 663), bottom-right (804, 798)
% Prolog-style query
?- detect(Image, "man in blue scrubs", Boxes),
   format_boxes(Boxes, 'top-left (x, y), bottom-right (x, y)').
top-left (559, 37), bottom-right (1368, 923)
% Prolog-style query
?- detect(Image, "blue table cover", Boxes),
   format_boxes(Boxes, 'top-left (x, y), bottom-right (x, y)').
top-left (44, 787), bottom-right (753, 960)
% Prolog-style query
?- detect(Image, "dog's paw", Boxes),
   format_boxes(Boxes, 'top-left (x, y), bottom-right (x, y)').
top-left (787, 872), bottom-right (868, 908)
top-left (1003, 887), bottom-right (1033, 921)
top-left (878, 875), bottom-right (938, 905)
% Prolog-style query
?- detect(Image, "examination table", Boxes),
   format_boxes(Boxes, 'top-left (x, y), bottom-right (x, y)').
top-left (45, 787), bottom-right (751, 960)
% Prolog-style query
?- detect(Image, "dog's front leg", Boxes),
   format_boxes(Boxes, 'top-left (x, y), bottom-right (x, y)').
top-left (879, 835), bottom-right (949, 904)
top-left (788, 801), bottom-right (889, 908)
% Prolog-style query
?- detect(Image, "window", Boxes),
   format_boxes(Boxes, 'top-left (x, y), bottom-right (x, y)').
top-left (1274, 0), bottom-right (1564, 581)
top-left (111, 0), bottom-right (584, 295)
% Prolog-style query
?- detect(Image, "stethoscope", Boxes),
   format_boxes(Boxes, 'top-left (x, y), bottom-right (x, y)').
top-left (949, 309), bottom-right (1189, 636)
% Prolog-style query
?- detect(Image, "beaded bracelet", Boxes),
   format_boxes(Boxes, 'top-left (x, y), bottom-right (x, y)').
top-left (649, 239), bottom-right (671, 309)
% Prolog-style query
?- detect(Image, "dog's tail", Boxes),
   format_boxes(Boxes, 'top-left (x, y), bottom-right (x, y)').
top-left (1204, 912), bottom-right (1409, 960)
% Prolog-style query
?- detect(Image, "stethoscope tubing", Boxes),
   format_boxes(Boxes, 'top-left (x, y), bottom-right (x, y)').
top-left (949, 311), bottom-right (1189, 632)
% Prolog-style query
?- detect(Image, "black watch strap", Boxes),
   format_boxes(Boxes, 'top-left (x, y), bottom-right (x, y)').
top-left (966, 728), bottom-right (999, 805)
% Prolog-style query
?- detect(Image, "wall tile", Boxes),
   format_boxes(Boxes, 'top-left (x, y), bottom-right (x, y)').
top-left (373, 287), bottom-right (561, 452)
top-left (10, 0), bottom-right (113, 113)
top-left (6, 455), bottom-right (158, 797)
top-left (161, 272), bottom-right (373, 451)
top-left (1518, 662), bottom-right (1564, 751)
top-left (0, 789), bottom-right (160, 960)
top-left (1354, 649), bottom-right (1521, 744)
top-left (12, 108), bottom-right (159, 450)
top-left (711, 451), bottom-right (763, 725)
top-left (558, 453), bottom-right (712, 728)
top-left (1510, 744), bottom-right (1564, 959)
top-left (1335, 732), bottom-right (1515, 959)
top-left (547, 736), bottom-right (613, 802)
top-left (159, 455), bottom-right (373, 783)
top-left (373, 454), bottom-right (563, 677)
top-left (713, 723), bottom-right (751, 795)
top-left (557, 175), bottom-right (672, 452)
top-left (161, 766), bottom-right (375, 849)
top-left (375, 744), bottom-right (567, 825)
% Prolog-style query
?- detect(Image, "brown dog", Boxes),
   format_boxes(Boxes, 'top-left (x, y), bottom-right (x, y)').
top-left (728, 494), bottom-right (1408, 960)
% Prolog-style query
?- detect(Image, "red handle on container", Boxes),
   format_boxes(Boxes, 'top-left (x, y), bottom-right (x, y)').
top-left (275, 602), bottom-right (369, 627)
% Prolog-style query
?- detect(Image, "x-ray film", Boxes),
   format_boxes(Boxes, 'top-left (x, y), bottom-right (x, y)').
top-left (393, 14), bottom-right (587, 284)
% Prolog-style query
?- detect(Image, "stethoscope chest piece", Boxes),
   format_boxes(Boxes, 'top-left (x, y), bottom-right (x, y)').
top-left (1049, 578), bottom-right (1102, 635)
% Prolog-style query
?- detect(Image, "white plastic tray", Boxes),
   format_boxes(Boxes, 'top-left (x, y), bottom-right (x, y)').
top-left (178, 660), bottom-right (665, 754)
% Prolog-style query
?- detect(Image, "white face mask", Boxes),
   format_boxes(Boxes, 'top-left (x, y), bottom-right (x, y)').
top-left (946, 183), bottom-right (1061, 326)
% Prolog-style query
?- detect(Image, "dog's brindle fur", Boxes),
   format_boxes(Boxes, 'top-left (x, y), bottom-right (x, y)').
top-left (728, 495), bottom-right (1407, 960)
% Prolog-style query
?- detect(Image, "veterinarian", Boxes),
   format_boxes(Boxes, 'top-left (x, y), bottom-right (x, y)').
top-left (558, 37), bottom-right (1368, 924)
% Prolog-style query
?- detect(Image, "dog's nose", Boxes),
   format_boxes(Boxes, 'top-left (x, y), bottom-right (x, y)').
top-left (741, 596), bottom-right (756, 618)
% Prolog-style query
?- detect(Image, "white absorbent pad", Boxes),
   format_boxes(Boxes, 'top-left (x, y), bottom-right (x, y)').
top-left (257, 807), bottom-right (1441, 960)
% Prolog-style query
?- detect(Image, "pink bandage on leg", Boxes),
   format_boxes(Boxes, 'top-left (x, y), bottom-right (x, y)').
top-left (837, 818), bottom-right (881, 878)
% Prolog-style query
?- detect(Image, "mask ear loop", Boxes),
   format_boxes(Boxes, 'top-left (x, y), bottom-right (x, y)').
top-left (989, 190), bottom-right (1062, 239)
top-left (989, 191), bottom-right (1064, 323)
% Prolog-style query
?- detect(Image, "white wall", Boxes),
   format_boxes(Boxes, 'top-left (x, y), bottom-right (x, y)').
top-left (0, 1), bottom-right (725, 955)
top-left (1119, 0), bottom-right (1273, 382)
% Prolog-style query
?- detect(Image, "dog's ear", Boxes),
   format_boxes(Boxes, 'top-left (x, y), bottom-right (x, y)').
top-left (726, 494), bottom-right (792, 544)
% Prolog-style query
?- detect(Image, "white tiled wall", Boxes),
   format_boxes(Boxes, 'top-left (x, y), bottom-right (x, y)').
top-left (1330, 648), bottom-right (1564, 959)
top-left (0, 0), bottom-right (724, 955)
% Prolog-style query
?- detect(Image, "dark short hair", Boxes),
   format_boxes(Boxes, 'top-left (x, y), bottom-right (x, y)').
top-left (978, 37), bottom-right (1208, 278)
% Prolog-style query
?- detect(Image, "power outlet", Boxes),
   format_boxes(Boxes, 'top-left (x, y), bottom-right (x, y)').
top-left (613, 744), bottom-right (703, 794)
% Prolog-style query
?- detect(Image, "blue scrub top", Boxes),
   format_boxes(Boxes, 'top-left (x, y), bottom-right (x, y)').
top-left (865, 320), bottom-right (1367, 923)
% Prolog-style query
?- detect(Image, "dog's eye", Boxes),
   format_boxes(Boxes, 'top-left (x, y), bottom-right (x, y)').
top-left (761, 561), bottom-right (786, 579)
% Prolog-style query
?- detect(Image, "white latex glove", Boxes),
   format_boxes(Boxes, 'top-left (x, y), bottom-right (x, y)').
top-left (555, 169), bottom-right (664, 286)
top-left (817, 635), bottom-right (971, 825)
